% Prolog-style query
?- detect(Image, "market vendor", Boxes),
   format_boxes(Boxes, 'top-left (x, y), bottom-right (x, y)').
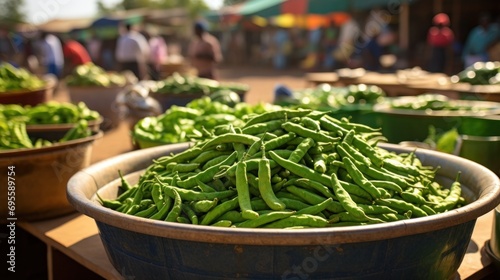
top-left (187, 22), bottom-right (223, 80)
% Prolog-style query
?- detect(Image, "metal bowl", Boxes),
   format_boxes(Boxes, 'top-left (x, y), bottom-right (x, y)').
top-left (0, 131), bottom-right (102, 221)
top-left (67, 143), bottom-right (500, 279)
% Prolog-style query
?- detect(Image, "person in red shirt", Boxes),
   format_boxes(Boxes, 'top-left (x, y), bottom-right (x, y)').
top-left (426, 13), bottom-right (455, 73)
top-left (63, 39), bottom-right (91, 67)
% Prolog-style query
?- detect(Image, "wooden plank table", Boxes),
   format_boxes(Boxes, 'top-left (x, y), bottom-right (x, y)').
top-left (305, 71), bottom-right (500, 100)
top-left (18, 210), bottom-right (499, 280)
top-left (19, 214), bottom-right (123, 280)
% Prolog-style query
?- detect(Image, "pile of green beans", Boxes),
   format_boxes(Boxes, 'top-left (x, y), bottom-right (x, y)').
top-left (0, 101), bottom-right (100, 124)
top-left (0, 119), bottom-right (92, 150)
top-left (100, 109), bottom-right (466, 228)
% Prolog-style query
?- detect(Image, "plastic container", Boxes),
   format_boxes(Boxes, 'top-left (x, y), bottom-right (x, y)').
top-left (67, 143), bottom-right (500, 280)
top-left (455, 135), bottom-right (500, 176)
top-left (67, 86), bottom-right (125, 130)
top-left (0, 131), bottom-right (102, 221)
top-left (373, 99), bottom-right (500, 143)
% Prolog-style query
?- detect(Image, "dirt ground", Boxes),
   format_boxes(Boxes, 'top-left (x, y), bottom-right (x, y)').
top-left (52, 65), bottom-right (310, 164)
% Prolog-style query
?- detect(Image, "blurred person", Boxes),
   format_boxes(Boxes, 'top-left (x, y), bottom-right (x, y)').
top-left (333, 16), bottom-right (360, 67)
top-left (488, 16), bottom-right (500, 62)
top-left (426, 13), bottom-right (455, 73)
top-left (115, 23), bottom-right (150, 80)
top-left (145, 31), bottom-right (168, 80)
top-left (271, 26), bottom-right (290, 70)
top-left (63, 37), bottom-right (91, 69)
top-left (462, 13), bottom-right (500, 68)
top-left (300, 27), bottom-right (322, 70)
top-left (188, 22), bottom-right (223, 80)
top-left (86, 30), bottom-right (102, 64)
top-left (39, 32), bottom-right (64, 78)
top-left (0, 28), bottom-right (16, 64)
top-left (320, 21), bottom-right (339, 71)
top-left (360, 9), bottom-right (389, 71)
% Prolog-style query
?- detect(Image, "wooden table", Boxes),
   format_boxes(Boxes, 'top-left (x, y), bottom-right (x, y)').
top-left (19, 214), bottom-right (123, 280)
top-left (18, 210), bottom-right (499, 280)
top-left (305, 71), bottom-right (500, 100)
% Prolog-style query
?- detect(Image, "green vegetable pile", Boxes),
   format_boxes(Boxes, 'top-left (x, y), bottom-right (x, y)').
top-left (0, 62), bottom-right (46, 92)
top-left (0, 119), bottom-right (92, 150)
top-left (65, 63), bottom-right (126, 87)
top-left (155, 72), bottom-right (249, 95)
top-left (451, 61), bottom-right (500, 85)
top-left (275, 83), bottom-right (385, 109)
top-left (132, 97), bottom-right (282, 147)
top-left (389, 94), bottom-right (490, 111)
top-left (0, 101), bottom-right (100, 125)
top-left (100, 109), bottom-right (465, 228)
top-left (422, 126), bottom-right (460, 155)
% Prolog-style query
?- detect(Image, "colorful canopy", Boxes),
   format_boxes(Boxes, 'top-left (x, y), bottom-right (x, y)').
top-left (206, 0), bottom-right (417, 21)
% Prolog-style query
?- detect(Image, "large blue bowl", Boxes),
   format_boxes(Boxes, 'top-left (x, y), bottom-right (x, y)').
top-left (67, 143), bottom-right (500, 280)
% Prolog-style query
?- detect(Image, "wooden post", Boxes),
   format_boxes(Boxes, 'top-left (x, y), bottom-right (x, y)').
top-left (399, 3), bottom-right (409, 51)
top-left (434, 0), bottom-right (443, 14)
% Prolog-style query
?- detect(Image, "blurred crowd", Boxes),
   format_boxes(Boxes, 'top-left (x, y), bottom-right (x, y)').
top-left (0, 23), bottom-right (170, 81)
top-left (0, 9), bottom-right (499, 81)
top-left (217, 10), bottom-right (500, 74)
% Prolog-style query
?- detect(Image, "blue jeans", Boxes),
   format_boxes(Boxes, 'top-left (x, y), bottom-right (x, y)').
top-left (47, 63), bottom-right (63, 78)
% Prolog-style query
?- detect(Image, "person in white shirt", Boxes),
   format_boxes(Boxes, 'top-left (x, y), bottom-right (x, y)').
top-left (115, 23), bottom-right (150, 80)
top-left (39, 32), bottom-right (64, 78)
top-left (145, 31), bottom-right (168, 80)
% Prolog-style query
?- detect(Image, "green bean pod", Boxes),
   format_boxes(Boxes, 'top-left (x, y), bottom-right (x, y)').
top-left (264, 214), bottom-right (329, 228)
top-left (236, 161), bottom-right (259, 219)
top-left (258, 152), bottom-right (286, 211)
top-left (235, 211), bottom-right (295, 228)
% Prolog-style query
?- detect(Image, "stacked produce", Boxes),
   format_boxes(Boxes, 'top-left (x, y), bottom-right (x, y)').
top-left (451, 61), bottom-right (500, 85)
top-left (65, 63), bottom-right (127, 87)
top-left (0, 101), bottom-right (100, 124)
top-left (0, 62), bottom-right (46, 92)
top-left (155, 72), bottom-right (249, 95)
top-left (0, 101), bottom-right (100, 150)
top-left (0, 119), bottom-right (92, 149)
top-left (100, 109), bottom-right (465, 228)
top-left (132, 97), bottom-right (282, 146)
top-left (388, 93), bottom-right (497, 112)
top-left (274, 83), bottom-right (386, 109)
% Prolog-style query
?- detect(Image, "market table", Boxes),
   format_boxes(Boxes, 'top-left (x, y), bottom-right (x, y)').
top-left (17, 209), bottom-right (499, 280)
top-left (305, 71), bottom-right (500, 100)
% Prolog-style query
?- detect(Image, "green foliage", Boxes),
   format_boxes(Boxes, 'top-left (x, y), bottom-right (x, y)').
top-left (108, 0), bottom-right (209, 17)
top-left (0, 0), bottom-right (25, 24)
top-left (223, 0), bottom-right (246, 6)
